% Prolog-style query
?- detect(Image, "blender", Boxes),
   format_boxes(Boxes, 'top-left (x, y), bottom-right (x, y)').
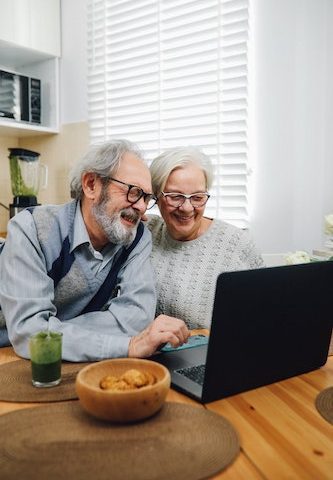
top-left (8, 148), bottom-right (48, 217)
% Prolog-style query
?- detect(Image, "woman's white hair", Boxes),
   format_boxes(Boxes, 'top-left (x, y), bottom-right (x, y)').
top-left (150, 146), bottom-right (214, 196)
top-left (69, 139), bottom-right (144, 199)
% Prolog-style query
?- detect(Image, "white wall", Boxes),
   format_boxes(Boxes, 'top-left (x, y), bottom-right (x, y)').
top-left (60, 0), bottom-right (333, 254)
top-left (251, 0), bottom-right (333, 253)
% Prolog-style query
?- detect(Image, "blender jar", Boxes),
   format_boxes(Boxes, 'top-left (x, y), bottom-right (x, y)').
top-left (8, 148), bottom-right (48, 217)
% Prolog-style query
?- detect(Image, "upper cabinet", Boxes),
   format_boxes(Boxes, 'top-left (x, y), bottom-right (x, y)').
top-left (0, 0), bottom-right (61, 137)
top-left (0, 0), bottom-right (60, 57)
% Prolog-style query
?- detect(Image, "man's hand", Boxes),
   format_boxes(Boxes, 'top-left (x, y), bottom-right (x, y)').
top-left (128, 314), bottom-right (190, 358)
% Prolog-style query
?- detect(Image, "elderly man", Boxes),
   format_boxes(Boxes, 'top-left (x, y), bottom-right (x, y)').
top-left (0, 139), bottom-right (189, 361)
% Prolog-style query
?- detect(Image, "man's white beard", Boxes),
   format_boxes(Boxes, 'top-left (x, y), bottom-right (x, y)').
top-left (92, 197), bottom-right (140, 247)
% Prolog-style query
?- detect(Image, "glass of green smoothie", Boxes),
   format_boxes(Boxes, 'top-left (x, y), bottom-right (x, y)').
top-left (29, 331), bottom-right (63, 387)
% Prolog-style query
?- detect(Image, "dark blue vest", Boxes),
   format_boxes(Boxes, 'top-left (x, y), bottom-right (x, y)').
top-left (48, 221), bottom-right (144, 315)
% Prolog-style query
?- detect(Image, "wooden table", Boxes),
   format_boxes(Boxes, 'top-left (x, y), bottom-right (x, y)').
top-left (0, 347), bottom-right (332, 479)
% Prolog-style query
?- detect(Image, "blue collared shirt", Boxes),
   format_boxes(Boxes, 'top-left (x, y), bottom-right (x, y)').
top-left (72, 202), bottom-right (118, 275)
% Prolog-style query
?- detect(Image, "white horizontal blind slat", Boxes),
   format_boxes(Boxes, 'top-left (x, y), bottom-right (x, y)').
top-left (87, 0), bottom-right (250, 227)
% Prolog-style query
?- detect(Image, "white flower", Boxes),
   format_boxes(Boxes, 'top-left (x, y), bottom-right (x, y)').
top-left (324, 214), bottom-right (333, 235)
top-left (285, 251), bottom-right (311, 265)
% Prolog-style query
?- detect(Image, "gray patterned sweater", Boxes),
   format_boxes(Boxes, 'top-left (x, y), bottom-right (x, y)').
top-left (147, 215), bottom-right (264, 329)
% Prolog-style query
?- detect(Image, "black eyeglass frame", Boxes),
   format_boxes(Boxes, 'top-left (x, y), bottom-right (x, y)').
top-left (106, 176), bottom-right (157, 209)
top-left (160, 191), bottom-right (210, 208)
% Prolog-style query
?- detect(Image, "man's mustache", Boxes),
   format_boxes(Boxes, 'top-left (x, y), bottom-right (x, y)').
top-left (120, 208), bottom-right (140, 225)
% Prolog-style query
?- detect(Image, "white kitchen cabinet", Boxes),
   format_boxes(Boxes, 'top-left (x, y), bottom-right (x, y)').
top-left (0, 0), bottom-right (60, 57)
top-left (0, 0), bottom-right (30, 51)
top-left (30, 0), bottom-right (61, 57)
top-left (0, 0), bottom-right (61, 137)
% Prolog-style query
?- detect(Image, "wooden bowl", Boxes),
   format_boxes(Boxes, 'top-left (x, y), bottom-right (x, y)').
top-left (75, 358), bottom-right (171, 423)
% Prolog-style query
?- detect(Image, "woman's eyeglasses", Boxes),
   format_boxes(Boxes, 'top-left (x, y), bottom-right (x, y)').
top-left (161, 192), bottom-right (210, 208)
top-left (107, 177), bottom-right (157, 209)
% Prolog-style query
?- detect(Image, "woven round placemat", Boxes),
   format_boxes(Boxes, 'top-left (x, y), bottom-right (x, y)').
top-left (315, 386), bottom-right (333, 424)
top-left (0, 360), bottom-right (89, 402)
top-left (0, 401), bottom-right (240, 480)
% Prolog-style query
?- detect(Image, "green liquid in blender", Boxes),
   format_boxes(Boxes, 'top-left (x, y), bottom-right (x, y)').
top-left (9, 156), bottom-right (37, 196)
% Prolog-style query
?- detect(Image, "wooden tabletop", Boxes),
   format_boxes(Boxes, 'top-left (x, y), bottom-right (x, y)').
top-left (0, 347), bottom-right (332, 479)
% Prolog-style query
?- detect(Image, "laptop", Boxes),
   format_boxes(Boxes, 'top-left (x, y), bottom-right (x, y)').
top-left (152, 261), bottom-right (333, 403)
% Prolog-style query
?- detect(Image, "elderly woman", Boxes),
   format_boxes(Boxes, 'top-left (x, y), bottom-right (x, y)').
top-left (147, 146), bottom-right (264, 329)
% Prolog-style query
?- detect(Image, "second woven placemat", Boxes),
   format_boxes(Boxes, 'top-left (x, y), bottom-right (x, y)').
top-left (315, 386), bottom-right (333, 424)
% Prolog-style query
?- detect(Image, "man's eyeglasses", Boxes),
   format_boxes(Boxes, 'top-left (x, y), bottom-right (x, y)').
top-left (107, 177), bottom-right (157, 209)
top-left (161, 192), bottom-right (210, 208)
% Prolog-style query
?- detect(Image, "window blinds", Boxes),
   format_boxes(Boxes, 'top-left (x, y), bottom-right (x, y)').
top-left (87, 0), bottom-right (250, 227)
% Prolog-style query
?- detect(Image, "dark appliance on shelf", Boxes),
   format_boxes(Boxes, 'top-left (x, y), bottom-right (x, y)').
top-left (0, 69), bottom-right (41, 124)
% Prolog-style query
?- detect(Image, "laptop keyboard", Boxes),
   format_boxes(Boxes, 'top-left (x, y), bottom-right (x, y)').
top-left (175, 364), bottom-right (206, 386)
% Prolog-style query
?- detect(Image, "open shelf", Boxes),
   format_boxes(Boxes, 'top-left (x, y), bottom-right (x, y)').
top-left (0, 119), bottom-right (59, 137)
top-left (0, 40), bottom-right (60, 137)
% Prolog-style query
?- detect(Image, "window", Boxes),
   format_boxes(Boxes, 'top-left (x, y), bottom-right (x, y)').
top-left (87, 0), bottom-right (251, 227)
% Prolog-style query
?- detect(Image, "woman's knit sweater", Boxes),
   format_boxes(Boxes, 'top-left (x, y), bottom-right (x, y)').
top-left (147, 215), bottom-right (264, 329)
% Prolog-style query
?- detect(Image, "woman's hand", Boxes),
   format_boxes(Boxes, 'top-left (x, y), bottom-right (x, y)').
top-left (128, 314), bottom-right (190, 358)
